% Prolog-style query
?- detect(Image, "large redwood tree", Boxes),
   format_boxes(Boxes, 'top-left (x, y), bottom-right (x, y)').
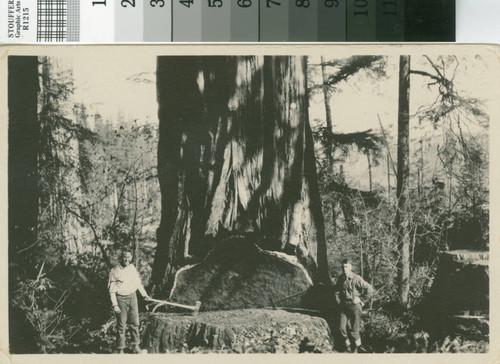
top-left (151, 56), bottom-right (329, 294)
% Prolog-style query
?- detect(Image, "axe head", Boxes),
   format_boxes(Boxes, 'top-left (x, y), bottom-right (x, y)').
top-left (271, 298), bottom-right (277, 310)
top-left (193, 301), bottom-right (201, 316)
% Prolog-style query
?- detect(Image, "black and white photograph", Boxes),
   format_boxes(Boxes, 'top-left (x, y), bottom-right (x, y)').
top-left (3, 45), bottom-right (499, 361)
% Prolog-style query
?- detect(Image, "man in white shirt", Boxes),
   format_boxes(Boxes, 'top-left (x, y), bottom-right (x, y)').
top-left (108, 249), bottom-right (150, 353)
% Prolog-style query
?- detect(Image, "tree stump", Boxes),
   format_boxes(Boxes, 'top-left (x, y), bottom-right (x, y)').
top-left (142, 309), bottom-right (333, 353)
top-left (425, 250), bottom-right (489, 340)
top-left (428, 250), bottom-right (488, 315)
top-left (169, 238), bottom-right (314, 311)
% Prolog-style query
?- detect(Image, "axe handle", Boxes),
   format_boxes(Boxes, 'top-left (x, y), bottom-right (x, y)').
top-left (274, 288), bottom-right (309, 304)
top-left (148, 298), bottom-right (198, 311)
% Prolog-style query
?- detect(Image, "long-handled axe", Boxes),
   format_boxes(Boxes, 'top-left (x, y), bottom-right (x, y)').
top-left (146, 298), bottom-right (201, 316)
top-left (271, 288), bottom-right (310, 310)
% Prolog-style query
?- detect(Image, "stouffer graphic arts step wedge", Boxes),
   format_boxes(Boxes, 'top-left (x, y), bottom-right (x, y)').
top-left (0, 0), bottom-right (465, 43)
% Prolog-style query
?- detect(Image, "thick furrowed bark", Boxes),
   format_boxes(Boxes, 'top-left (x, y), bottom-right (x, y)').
top-left (153, 56), bottom-right (328, 291)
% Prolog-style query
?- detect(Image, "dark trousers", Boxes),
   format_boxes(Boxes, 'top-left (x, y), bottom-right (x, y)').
top-left (339, 303), bottom-right (362, 347)
top-left (115, 293), bottom-right (139, 349)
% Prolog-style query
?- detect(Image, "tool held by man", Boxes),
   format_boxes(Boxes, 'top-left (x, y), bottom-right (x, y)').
top-left (271, 288), bottom-right (310, 310)
top-left (146, 297), bottom-right (202, 316)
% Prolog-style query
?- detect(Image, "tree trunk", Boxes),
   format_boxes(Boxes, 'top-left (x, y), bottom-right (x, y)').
top-left (8, 56), bottom-right (40, 267)
top-left (320, 57), bottom-right (337, 236)
top-left (386, 151), bottom-right (391, 204)
top-left (320, 56), bottom-right (334, 134)
top-left (337, 166), bottom-right (357, 235)
top-left (367, 151), bottom-right (373, 191)
top-left (152, 56), bottom-right (329, 294)
top-left (331, 201), bottom-right (337, 235)
top-left (8, 56), bottom-right (40, 351)
top-left (419, 135), bottom-right (424, 199)
top-left (396, 55), bottom-right (411, 308)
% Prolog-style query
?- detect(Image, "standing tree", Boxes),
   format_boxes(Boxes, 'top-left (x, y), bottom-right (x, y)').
top-left (310, 56), bottom-right (386, 235)
top-left (8, 56), bottom-right (39, 277)
top-left (394, 55), bottom-right (489, 308)
top-left (8, 56), bottom-right (40, 353)
top-left (396, 55), bottom-right (411, 308)
top-left (311, 56), bottom-right (386, 171)
top-left (151, 56), bottom-right (329, 295)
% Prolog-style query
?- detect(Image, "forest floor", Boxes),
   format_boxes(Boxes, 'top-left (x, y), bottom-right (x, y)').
top-left (71, 308), bottom-right (489, 354)
top-left (80, 309), bottom-right (489, 353)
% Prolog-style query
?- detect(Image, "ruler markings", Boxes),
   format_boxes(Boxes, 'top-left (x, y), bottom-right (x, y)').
top-left (80, 0), bottom-right (114, 43)
top-left (202, 0), bottom-right (231, 41)
top-left (318, 0), bottom-right (346, 41)
top-left (259, 0), bottom-right (289, 42)
top-left (173, 0), bottom-right (202, 42)
top-left (289, 0), bottom-right (318, 42)
top-left (115, 0), bottom-right (144, 42)
top-left (347, 0), bottom-right (376, 41)
top-left (405, 0), bottom-right (455, 41)
top-left (0, 0), bottom-right (457, 43)
top-left (376, 0), bottom-right (404, 41)
top-left (144, 0), bottom-right (171, 42)
top-left (231, 0), bottom-right (258, 41)
top-left (258, 0), bottom-right (261, 41)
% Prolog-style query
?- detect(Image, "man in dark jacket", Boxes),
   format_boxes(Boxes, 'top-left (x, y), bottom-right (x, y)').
top-left (335, 259), bottom-right (373, 352)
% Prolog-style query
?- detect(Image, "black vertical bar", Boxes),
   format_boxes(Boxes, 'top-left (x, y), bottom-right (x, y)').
top-left (376, 0), bottom-right (404, 41)
top-left (8, 56), bottom-right (40, 353)
top-left (405, 0), bottom-right (455, 41)
top-left (258, 0), bottom-right (261, 41)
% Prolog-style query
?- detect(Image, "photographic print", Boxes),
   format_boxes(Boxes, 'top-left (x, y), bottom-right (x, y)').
top-left (2, 45), bottom-right (498, 362)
